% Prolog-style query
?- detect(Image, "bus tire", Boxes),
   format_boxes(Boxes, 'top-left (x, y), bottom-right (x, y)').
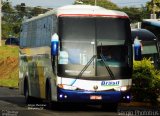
top-left (24, 80), bottom-right (32, 104)
top-left (46, 80), bottom-right (52, 109)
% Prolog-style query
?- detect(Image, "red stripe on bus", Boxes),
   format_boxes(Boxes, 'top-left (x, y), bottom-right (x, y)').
top-left (58, 14), bottom-right (128, 18)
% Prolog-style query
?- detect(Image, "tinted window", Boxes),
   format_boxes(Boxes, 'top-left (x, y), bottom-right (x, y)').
top-left (58, 17), bottom-right (132, 79)
top-left (59, 17), bottom-right (95, 42)
top-left (96, 18), bottom-right (129, 40)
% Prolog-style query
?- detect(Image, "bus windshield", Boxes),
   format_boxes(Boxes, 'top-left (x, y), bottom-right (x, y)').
top-left (58, 17), bottom-right (131, 80)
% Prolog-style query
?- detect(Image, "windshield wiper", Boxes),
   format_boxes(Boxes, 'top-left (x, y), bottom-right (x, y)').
top-left (78, 55), bottom-right (97, 78)
top-left (70, 55), bottom-right (96, 86)
top-left (100, 54), bottom-right (115, 79)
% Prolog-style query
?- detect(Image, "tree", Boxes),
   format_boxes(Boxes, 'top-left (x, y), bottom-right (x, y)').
top-left (74, 0), bottom-right (119, 10)
top-left (2, 0), bottom-right (13, 13)
top-left (30, 6), bottom-right (49, 16)
top-left (120, 7), bottom-right (150, 23)
top-left (14, 3), bottom-right (27, 19)
top-left (74, 0), bottom-right (149, 23)
top-left (2, 1), bottom-right (17, 39)
top-left (146, 0), bottom-right (160, 17)
top-left (2, 1), bottom-right (51, 39)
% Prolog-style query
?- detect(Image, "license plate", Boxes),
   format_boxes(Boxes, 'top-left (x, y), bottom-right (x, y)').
top-left (90, 95), bottom-right (102, 100)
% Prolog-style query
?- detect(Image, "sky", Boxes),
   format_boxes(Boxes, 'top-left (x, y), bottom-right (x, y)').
top-left (112, 0), bottom-right (150, 7)
top-left (10, 0), bottom-right (151, 8)
top-left (11, 0), bottom-right (75, 8)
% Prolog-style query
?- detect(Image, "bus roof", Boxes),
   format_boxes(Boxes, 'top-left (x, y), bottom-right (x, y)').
top-left (131, 29), bottom-right (157, 41)
top-left (142, 19), bottom-right (160, 27)
top-left (143, 19), bottom-right (160, 22)
top-left (57, 5), bottom-right (128, 18)
top-left (23, 9), bottom-right (55, 23)
top-left (23, 5), bottom-right (128, 23)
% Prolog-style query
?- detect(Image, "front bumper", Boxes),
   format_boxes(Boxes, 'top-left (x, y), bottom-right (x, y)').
top-left (57, 87), bottom-right (131, 103)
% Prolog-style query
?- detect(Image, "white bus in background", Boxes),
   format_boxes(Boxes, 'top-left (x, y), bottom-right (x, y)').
top-left (19, 5), bottom-right (137, 110)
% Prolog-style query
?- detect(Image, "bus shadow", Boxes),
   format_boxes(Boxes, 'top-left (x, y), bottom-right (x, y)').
top-left (47, 103), bottom-right (118, 112)
top-left (0, 96), bottom-right (26, 108)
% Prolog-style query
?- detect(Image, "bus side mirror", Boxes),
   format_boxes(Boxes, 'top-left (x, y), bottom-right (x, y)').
top-left (51, 33), bottom-right (59, 56)
top-left (134, 37), bottom-right (142, 61)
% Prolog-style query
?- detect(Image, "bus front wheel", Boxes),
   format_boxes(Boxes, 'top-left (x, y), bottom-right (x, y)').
top-left (46, 81), bottom-right (53, 109)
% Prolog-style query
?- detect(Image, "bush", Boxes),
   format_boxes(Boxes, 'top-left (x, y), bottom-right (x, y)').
top-left (132, 58), bottom-right (160, 104)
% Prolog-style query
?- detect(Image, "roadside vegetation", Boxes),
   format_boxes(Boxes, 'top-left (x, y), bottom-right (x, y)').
top-left (132, 58), bottom-right (160, 105)
top-left (0, 41), bottom-right (19, 88)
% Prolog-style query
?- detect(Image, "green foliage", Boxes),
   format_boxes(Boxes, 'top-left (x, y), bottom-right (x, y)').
top-left (132, 58), bottom-right (160, 104)
top-left (0, 79), bottom-right (18, 88)
top-left (30, 7), bottom-right (49, 17)
top-left (74, 0), bottom-right (149, 23)
top-left (146, 0), bottom-right (160, 17)
top-left (120, 7), bottom-right (150, 23)
top-left (0, 42), bottom-right (19, 59)
top-left (2, 1), bottom-right (49, 39)
top-left (2, 0), bottom-right (14, 13)
top-left (2, 1), bottom-right (22, 39)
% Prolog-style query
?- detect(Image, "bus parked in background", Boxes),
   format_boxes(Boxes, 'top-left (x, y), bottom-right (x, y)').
top-left (131, 29), bottom-right (160, 68)
top-left (141, 19), bottom-right (160, 40)
top-left (19, 5), bottom-right (135, 110)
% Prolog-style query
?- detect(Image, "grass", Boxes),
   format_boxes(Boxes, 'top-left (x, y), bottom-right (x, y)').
top-left (0, 79), bottom-right (18, 88)
top-left (0, 40), bottom-right (19, 88)
top-left (0, 41), bottom-right (19, 59)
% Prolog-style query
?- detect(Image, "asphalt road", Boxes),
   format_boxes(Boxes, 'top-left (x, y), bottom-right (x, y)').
top-left (0, 87), bottom-right (159, 116)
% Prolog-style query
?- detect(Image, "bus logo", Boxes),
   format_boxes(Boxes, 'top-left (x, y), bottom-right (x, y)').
top-left (93, 85), bottom-right (98, 91)
top-left (101, 81), bottom-right (120, 86)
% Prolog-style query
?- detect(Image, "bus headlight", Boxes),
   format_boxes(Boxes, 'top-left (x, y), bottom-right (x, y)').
top-left (58, 84), bottom-right (77, 90)
top-left (120, 86), bottom-right (127, 91)
top-left (120, 86), bottom-right (131, 91)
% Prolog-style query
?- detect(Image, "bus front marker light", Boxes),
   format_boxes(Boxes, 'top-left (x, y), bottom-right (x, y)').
top-left (64, 95), bottom-right (67, 99)
top-left (59, 94), bottom-right (63, 98)
top-left (127, 95), bottom-right (130, 99)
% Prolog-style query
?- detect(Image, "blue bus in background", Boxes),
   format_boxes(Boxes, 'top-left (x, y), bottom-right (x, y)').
top-left (141, 19), bottom-right (160, 40)
top-left (131, 28), bottom-right (160, 68)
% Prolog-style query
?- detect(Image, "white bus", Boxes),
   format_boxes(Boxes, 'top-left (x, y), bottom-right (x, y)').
top-left (19, 5), bottom-right (134, 110)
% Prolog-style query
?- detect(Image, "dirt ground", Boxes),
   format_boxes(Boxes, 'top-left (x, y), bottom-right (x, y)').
top-left (0, 57), bottom-right (18, 79)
